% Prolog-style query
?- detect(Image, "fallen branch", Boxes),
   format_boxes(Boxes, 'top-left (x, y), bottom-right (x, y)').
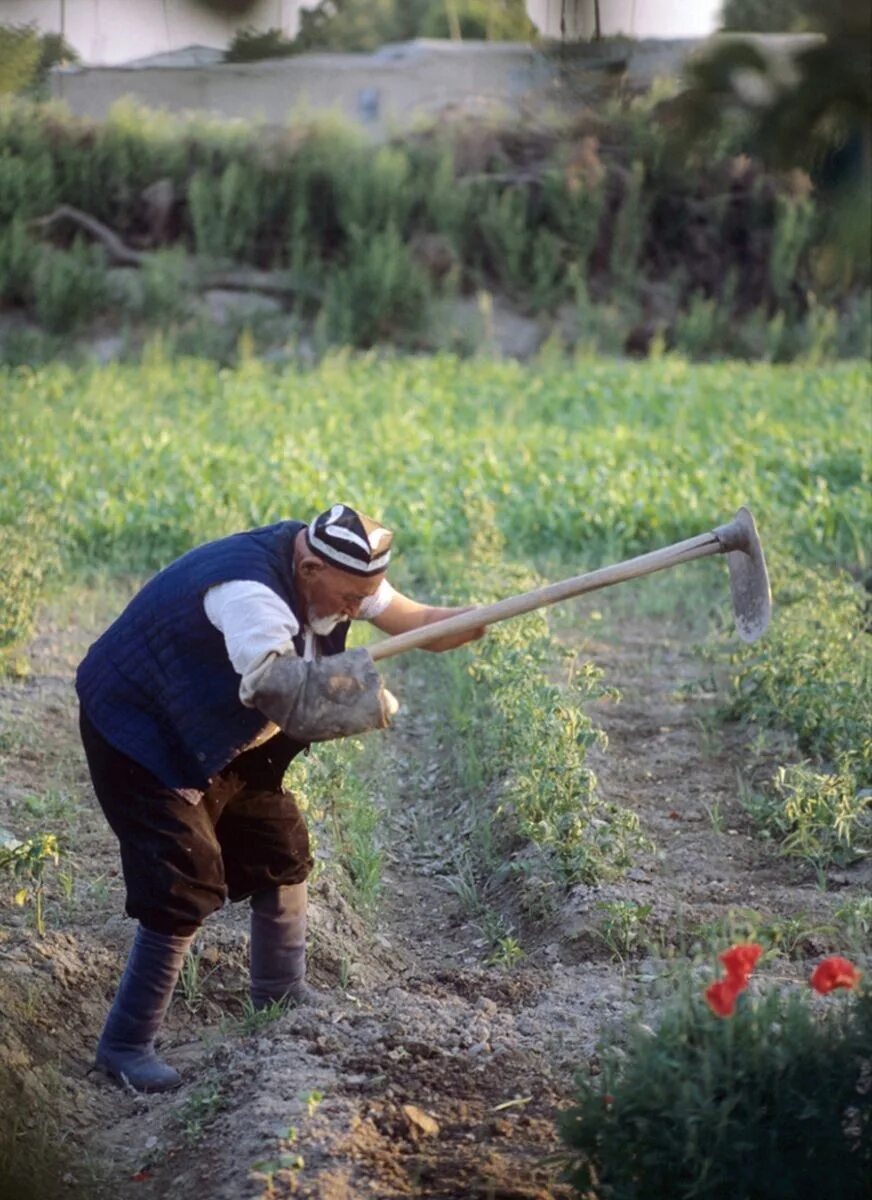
top-left (30, 205), bottom-right (322, 302)
top-left (33, 204), bottom-right (146, 267)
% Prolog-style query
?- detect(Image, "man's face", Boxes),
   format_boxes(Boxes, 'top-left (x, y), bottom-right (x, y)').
top-left (299, 559), bottom-right (385, 633)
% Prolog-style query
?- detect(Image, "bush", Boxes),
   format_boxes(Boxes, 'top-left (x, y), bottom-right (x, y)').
top-left (224, 27), bottom-right (297, 62)
top-left (32, 239), bottom-right (109, 333)
top-left (560, 962), bottom-right (871, 1200)
top-left (318, 224), bottom-right (431, 347)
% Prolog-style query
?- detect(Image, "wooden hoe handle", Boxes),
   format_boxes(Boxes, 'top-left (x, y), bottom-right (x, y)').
top-left (369, 528), bottom-right (726, 664)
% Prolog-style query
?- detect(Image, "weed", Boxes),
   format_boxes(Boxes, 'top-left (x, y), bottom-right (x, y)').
top-left (174, 1081), bottom-right (227, 1144)
top-left (445, 858), bottom-right (485, 917)
top-left (288, 740), bottom-right (383, 913)
top-left (337, 955), bottom-right (352, 991)
top-left (487, 934), bottom-right (524, 969)
top-left (701, 798), bottom-right (725, 834)
top-left (595, 900), bottom-right (654, 964)
top-left (835, 896), bottom-right (872, 954)
top-left (0, 832), bottom-right (61, 935)
top-left (231, 996), bottom-right (287, 1036)
top-left (178, 949), bottom-right (212, 1015)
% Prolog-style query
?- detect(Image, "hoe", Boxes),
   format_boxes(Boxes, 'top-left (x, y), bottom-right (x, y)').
top-left (369, 506), bottom-right (771, 662)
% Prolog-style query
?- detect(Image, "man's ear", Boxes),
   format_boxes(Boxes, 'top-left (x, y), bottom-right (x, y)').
top-left (297, 554), bottom-right (325, 580)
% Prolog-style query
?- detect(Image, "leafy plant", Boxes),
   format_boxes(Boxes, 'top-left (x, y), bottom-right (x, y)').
top-left (0, 833), bottom-right (62, 935)
top-left (560, 960), bottom-right (871, 1199)
top-left (32, 239), bottom-right (109, 333)
top-left (596, 900), bottom-right (654, 963)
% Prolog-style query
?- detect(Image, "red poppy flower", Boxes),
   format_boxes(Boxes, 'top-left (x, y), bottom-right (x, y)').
top-left (719, 943), bottom-right (763, 986)
top-left (705, 978), bottom-right (741, 1017)
top-left (810, 956), bottom-right (862, 994)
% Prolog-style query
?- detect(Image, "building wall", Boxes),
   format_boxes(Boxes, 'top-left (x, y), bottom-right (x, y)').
top-left (50, 38), bottom-right (705, 133)
top-left (50, 41), bottom-right (563, 131)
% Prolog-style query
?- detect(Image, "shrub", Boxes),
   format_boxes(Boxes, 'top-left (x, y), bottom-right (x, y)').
top-left (0, 25), bottom-right (41, 95)
top-left (0, 217), bottom-right (40, 306)
top-left (32, 239), bottom-right (109, 333)
top-left (189, 162), bottom-right (263, 262)
top-left (318, 224), bottom-right (430, 347)
top-left (560, 956), bottom-right (871, 1200)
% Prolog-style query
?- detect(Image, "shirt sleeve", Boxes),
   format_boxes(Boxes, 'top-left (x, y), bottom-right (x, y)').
top-left (357, 579), bottom-right (396, 621)
top-left (204, 580), bottom-right (300, 706)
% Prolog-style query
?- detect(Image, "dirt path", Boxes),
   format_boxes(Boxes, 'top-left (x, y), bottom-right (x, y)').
top-left (1, 595), bottom-right (868, 1199)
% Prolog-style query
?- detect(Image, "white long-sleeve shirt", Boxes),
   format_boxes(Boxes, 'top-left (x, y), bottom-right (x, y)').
top-left (203, 578), bottom-right (395, 707)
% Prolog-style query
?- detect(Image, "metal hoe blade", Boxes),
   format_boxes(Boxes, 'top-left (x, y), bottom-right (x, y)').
top-left (712, 507), bottom-right (772, 643)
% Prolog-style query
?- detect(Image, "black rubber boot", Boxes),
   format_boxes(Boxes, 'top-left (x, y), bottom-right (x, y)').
top-left (250, 882), bottom-right (320, 1009)
top-left (95, 925), bottom-right (193, 1092)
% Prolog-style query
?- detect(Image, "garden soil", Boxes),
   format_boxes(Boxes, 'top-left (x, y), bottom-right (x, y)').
top-left (1, 590), bottom-right (868, 1199)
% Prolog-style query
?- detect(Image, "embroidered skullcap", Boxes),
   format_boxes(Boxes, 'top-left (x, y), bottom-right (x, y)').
top-left (306, 504), bottom-right (393, 577)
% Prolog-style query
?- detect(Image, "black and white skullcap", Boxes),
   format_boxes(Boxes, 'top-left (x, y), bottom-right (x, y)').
top-left (306, 504), bottom-right (393, 577)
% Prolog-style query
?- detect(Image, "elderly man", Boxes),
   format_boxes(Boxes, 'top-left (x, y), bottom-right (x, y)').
top-left (77, 504), bottom-right (481, 1093)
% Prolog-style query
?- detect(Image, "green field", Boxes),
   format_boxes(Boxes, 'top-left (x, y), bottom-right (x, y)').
top-left (3, 354), bottom-right (868, 575)
top-left (3, 352), bottom-right (870, 877)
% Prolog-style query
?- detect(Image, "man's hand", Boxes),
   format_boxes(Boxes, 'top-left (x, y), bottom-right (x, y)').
top-left (372, 595), bottom-right (486, 653)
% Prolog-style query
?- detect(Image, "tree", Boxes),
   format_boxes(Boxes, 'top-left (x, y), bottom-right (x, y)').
top-left (720, 0), bottom-right (813, 32)
top-left (684, 0), bottom-right (870, 181)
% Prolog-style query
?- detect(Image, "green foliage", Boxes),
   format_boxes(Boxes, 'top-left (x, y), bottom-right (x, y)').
top-left (291, 0), bottom-right (533, 52)
top-left (32, 239), bottom-right (109, 333)
top-left (0, 512), bottom-right (58, 663)
top-left (727, 559), bottom-right (871, 868)
top-left (609, 161), bottom-right (647, 291)
top-left (0, 24), bottom-right (78, 95)
top-left (0, 832), bottom-right (62, 935)
top-left (287, 740), bottom-right (383, 911)
top-left (0, 98), bottom-right (867, 354)
top-left (293, 0), bottom-right (413, 53)
top-left (423, 0), bottom-right (535, 40)
top-left (682, 1), bottom-right (871, 200)
top-left (770, 194), bottom-right (816, 304)
top-left (318, 224), bottom-right (431, 347)
top-left (720, 0), bottom-right (813, 32)
top-left (596, 900), bottom-right (654, 962)
top-left (0, 217), bottom-right (40, 305)
top-left (189, 162), bottom-right (262, 261)
top-left (560, 976), bottom-right (871, 1199)
top-left (0, 25), bottom-right (41, 95)
top-left (728, 562), bottom-right (870, 777)
top-left (224, 26), bottom-right (298, 61)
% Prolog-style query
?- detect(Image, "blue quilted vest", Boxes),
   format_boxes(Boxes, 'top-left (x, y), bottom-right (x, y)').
top-left (75, 521), bottom-right (348, 792)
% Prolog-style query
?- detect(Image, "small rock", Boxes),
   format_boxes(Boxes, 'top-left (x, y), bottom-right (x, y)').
top-left (475, 996), bottom-right (497, 1016)
top-left (402, 1104), bottom-right (440, 1138)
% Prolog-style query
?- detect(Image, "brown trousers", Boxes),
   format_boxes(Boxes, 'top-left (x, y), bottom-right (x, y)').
top-left (79, 708), bottom-right (313, 936)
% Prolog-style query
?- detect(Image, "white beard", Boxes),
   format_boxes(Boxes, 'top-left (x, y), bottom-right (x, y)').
top-left (309, 612), bottom-right (344, 636)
